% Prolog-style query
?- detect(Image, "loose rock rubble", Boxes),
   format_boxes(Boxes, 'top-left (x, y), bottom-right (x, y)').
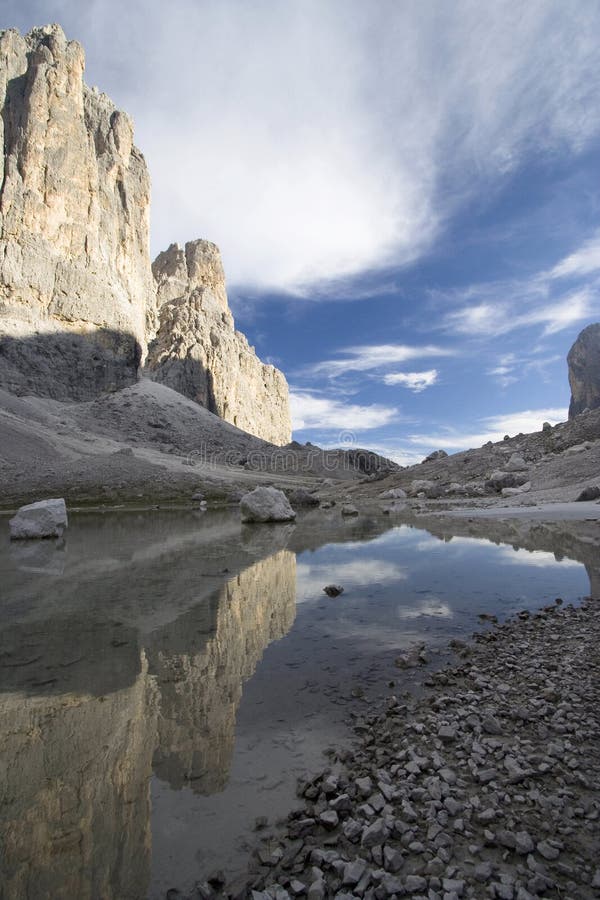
top-left (233, 600), bottom-right (600, 899)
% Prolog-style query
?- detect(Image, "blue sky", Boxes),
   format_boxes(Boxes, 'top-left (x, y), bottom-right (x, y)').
top-left (4, 1), bottom-right (600, 462)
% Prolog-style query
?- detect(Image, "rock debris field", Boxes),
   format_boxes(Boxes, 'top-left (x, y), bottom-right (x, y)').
top-left (213, 599), bottom-right (600, 900)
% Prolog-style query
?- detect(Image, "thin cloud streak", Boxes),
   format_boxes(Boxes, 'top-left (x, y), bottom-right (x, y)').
top-left (549, 231), bottom-right (600, 280)
top-left (444, 289), bottom-right (595, 337)
top-left (309, 344), bottom-right (453, 378)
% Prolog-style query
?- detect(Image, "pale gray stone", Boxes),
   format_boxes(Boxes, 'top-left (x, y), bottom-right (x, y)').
top-left (515, 831), bottom-right (534, 855)
top-left (361, 819), bottom-right (389, 848)
top-left (9, 498), bottom-right (68, 540)
top-left (319, 810), bottom-right (339, 829)
top-left (240, 486), bottom-right (296, 523)
top-left (342, 859), bottom-right (367, 886)
top-left (536, 840), bottom-right (560, 861)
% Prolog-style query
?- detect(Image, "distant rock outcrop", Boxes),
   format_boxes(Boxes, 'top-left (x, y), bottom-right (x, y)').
top-left (0, 25), bottom-right (154, 398)
top-left (147, 241), bottom-right (292, 445)
top-left (568, 323), bottom-right (600, 418)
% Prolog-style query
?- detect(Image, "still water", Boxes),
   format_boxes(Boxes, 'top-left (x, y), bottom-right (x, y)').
top-left (0, 508), bottom-right (593, 899)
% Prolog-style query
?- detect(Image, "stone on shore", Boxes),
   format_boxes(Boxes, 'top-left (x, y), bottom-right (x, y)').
top-left (9, 498), bottom-right (68, 540)
top-left (237, 598), bottom-right (600, 900)
top-left (240, 486), bottom-right (296, 523)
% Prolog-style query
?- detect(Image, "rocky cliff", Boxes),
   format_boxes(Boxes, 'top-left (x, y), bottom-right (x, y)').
top-left (568, 323), bottom-right (600, 419)
top-left (0, 24), bottom-right (154, 399)
top-left (147, 241), bottom-right (292, 445)
top-left (0, 25), bottom-right (290, 445)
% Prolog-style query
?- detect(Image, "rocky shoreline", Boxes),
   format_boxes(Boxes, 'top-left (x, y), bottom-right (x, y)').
top-left (212, 597), bottom-right (600, 900)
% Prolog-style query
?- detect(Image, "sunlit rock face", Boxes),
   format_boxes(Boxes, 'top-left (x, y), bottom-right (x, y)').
top-left (149, 549), bottom-right (297, 793)
top-left (0, 24), bottom-right (154, 399)
top-left (0, 653), bottom-right (158, 900)
top-left (568, 323), bottom-right (600, 418)
top-left (147, 240), bottom-right (292, 445)
top-left (0, 25), bottom-right (291, 440)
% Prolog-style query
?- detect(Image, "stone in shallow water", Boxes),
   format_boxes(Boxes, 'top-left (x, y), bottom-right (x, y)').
top-left (9, 498), bottom-right (68, 540)
top-left (240, 486), bottom-right (296, 523)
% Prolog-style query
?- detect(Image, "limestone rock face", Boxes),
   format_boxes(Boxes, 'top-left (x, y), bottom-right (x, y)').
top-left (147, 240), bottom-right (292, 445)
top-left (568, 324), bottom-right (600, 418)
top-left (0, 25), bottom-right (154, 399)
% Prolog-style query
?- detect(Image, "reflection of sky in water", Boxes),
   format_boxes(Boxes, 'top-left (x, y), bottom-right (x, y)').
top-left (0, 513), bottom-right (592, 900)
top-left (294, 524), bottom-right (589, 650)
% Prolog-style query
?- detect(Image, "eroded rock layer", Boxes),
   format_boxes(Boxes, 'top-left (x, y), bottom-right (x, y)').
top-left (568, 323), bottom-right (600, 419)
top-left (0, 24), bottom-right (154, 399)
top-left (147, 241), bottom-right (292, 445)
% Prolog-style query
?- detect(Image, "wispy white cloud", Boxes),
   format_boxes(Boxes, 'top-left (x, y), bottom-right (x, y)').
top-left (444, 288), bottom-right (595, 338)
top-left (20, 0), bottom-right (600, 293)
top-left (441, 225), bottom-right (600, 343)
top-left (290, 389), bottom-right (397, 432)
top-left (310, 345), bottom-right (451, 378)
top-left (383, 369), bottom-right (439, 392)
top-left (487, 352), bottom-right (561, 388)
top-left (408, 407), bottom-right (567, 451)
top-left (549, 231), bottom-right (600, 280)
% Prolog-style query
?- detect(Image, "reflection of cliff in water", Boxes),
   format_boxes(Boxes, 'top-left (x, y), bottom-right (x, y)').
top-left (0, 654), bottom-right (158, 900)
top-left (149, 549), bottom-right (296, 793)
top-left (0, 545), bottom-right (297, 898)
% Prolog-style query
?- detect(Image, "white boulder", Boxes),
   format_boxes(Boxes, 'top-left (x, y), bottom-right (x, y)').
top-left (240, 486), bottom-right (296, 523)
top-left (378, 488), bottom-right (407, 500)
top-left (9, 498), bottom-right (68, 540)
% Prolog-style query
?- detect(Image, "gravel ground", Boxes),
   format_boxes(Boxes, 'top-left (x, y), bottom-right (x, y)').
top-left (209, 598), bottom-right (600, 900)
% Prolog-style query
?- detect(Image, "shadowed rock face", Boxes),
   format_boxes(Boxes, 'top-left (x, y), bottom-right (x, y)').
top-left (147, 240), bottom-right (292, 445)
top-left (568, 323), bottom-right (600, 418)
top-left (0, 24), bottom-right (154, 399)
